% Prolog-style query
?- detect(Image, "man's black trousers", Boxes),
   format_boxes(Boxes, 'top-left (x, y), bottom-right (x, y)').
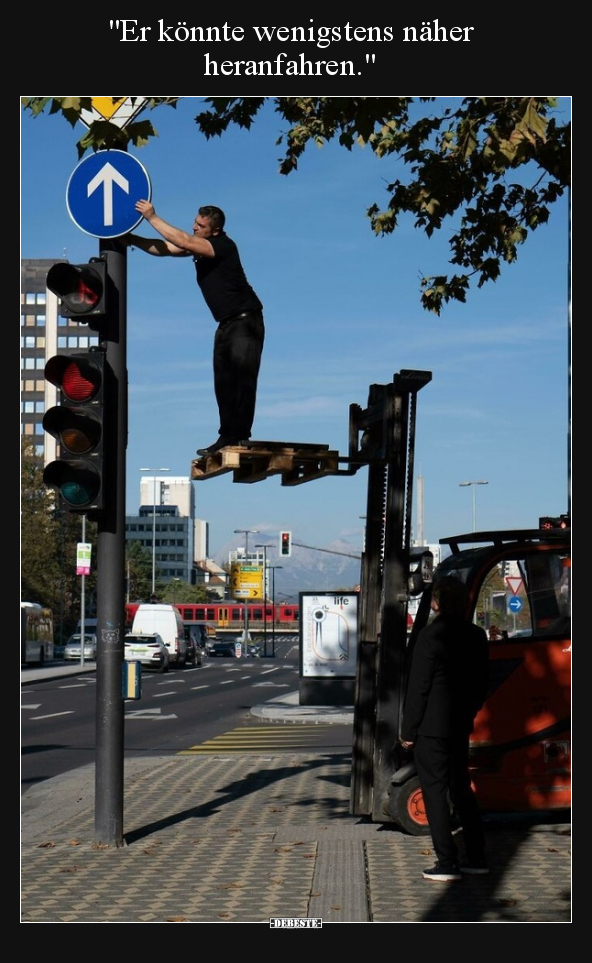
top-left (213, 309), bottom-right (265, 440)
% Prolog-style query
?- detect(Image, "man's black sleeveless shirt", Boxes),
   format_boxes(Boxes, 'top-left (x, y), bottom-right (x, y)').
top-left (193, 232), bottom-right (262, 323)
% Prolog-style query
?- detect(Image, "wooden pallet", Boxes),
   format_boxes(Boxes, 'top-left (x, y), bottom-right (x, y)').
top-left (191, 440), bottom-right (342, 486)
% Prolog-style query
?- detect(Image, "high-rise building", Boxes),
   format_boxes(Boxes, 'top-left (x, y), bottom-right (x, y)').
top-left (126, 476), bottom-right (211, 587)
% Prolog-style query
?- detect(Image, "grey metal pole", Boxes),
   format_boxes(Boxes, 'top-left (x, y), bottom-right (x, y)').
top-left (459, 480), bottom-right (488, 532)
top-left (261, 546), bottom-right (267, 656)
top-left (270, 566), bottom-right (282, 658)
top-left (234, 529), bottom-right (258, 656)
top-left (140, 468), bottom-right (170, 598)
top-left (80, 513), bottom-right (86, 668)
top-left (255, 543), bottom-right (276, 657)
top-left (152, 475), bottom-right (156, 594)
top-left (94, 240), bottom-right (127, 847)
top-left (244, 532), bottom-right (250, 652)
top-left (271, 565), bottom-right (275, 658)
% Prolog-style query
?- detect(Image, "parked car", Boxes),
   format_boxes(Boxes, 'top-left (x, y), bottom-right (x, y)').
top-left (131, 604), bottom-right (187, 667)
top-left (184, 633), bottom-right (203, 667)
top-left (124, 633), bottom-right (170, 673)
top-left (209, 640), bottom-right (237, 658)
top-left (63, 633), bottom-right (97, 661)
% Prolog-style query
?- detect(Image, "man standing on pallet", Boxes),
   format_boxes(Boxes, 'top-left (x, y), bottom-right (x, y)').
top-left (124, 200), bottom-right (265, 454)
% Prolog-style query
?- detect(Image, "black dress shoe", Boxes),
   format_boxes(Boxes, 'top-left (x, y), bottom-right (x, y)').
top-left (196, 438), bottom-right (225, 455)
top-left (196, 437), bottom-right (247, 455)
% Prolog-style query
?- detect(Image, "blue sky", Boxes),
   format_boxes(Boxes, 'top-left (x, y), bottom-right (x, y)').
top-left (21, 97), bottom-right (571, 558)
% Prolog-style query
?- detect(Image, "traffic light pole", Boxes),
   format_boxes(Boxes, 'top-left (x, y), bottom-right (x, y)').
top-left (94, 240), bottom-right (127, 846)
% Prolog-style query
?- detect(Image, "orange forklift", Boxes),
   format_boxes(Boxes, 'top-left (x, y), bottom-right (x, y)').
top-left (347, 371), bottom-right (570, 832)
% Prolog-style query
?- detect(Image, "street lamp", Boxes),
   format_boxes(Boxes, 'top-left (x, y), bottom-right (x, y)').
top-left (459, 480), bottom-right (489, 532)
top-left (234, 529), bottom-right (259, 654)
top-left (269, 565), bottom-right (283, 658)
top-left (255, 543), bottom-right (276, 657)
top-left (141, 468), bottom-right (170, 596)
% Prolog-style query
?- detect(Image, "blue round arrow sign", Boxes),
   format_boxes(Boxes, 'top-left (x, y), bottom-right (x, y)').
top-left (508, 595), bottom-right (523, 612)
top-left (66, 150), bottom-right (151, 238)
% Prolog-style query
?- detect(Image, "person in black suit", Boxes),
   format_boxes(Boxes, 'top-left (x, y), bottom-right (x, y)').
top-left (400, 575), bottom-right (489, 881)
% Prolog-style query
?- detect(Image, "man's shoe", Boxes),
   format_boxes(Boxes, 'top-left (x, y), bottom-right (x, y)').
top-left (196, 437), bottom-right (249, 455)
top-left (422, 863), bottom-right (461, 882)
top-left (196, 438), bottom-right (225, 455)
top-left (196, 437), bottom-right (236, 455)
top-left (459, 860), bottom-right (489, 875)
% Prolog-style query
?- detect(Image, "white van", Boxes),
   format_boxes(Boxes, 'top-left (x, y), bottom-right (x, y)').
top-left (130, 604), bottom-right (188, 667)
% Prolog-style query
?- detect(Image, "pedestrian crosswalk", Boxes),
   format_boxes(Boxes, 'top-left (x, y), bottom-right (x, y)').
top-left (178, 724), bottom-right (339, 754)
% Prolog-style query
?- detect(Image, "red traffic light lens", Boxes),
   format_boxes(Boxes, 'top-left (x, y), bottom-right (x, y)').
top-left (61, 360), bottom-right (101, 403)
top-left (72, 278), bottom-right (100, 309)
top-left (44, 354), bottom-right (103, 403)
top-left (539, 515), bottom-right (570, 531)
top-left (46, 262), bottom-right (105, 317)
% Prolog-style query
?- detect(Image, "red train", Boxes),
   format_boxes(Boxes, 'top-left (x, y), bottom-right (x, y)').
top-left (125, 601), bottom-right (299, 634)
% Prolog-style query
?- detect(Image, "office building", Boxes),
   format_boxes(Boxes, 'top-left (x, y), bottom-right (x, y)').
top-left (125, 476), bottom-right (213, 587)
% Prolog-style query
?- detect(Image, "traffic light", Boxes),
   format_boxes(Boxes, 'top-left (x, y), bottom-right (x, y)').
top-left (46, 258), bottom-right (107, 327)
top-left (43, 348), bottom-right (108, 514)
top-left (539, 515), bottom-right (570, 531)
top-left (279, 531), bottom-right (292, 557)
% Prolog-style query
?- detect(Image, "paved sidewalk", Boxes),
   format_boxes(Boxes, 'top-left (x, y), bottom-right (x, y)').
top-left (21, 671), bottom-right (571, 923)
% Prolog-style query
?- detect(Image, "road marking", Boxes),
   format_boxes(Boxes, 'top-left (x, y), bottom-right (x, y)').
top-left (29, 711), bottom-right (75, 720)
top-left (125, 708), bottom-right (178, 719)
top-left (21, 704), bottom-right (41, 710)
top-left (179, 724), bottom-right (338, 754)
top-left (252, 682), bottom-right (291, 688)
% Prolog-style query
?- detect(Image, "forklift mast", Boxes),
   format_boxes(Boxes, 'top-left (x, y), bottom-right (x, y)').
top-left (349, 370), bottom-right (432, 821)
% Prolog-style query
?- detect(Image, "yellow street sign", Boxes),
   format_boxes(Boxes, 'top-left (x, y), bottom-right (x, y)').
top-left (79, 97), bottom-right (147, 129)
top-left (230, 562), bottom-right (263, 600)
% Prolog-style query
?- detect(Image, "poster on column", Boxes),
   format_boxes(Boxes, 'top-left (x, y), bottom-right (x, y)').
top-left (300, 592), bottom-right (358, 678)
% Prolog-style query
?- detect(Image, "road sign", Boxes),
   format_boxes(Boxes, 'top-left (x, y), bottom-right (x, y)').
top-left (508, 596), bottom-right (523, 613)
top-left (230, 562), bottom-right (263, 599)
top-left (76, 542), bottom-right (92, 576)
top-left (505, 576), bottom-right (523, 595)
top-left (66, 150), bottom-right (151, 238)
top-left (79, 97), bottom-right (147, 129)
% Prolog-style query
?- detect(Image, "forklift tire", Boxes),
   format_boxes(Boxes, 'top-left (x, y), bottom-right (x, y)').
top-left (387, 777), bottom-right (431, 836)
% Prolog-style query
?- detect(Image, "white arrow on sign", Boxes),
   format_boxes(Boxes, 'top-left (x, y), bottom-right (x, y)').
top-left (87, 161), bottom-right (129, 226)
